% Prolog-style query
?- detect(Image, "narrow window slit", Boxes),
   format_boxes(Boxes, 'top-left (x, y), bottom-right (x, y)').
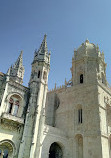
top-left (80, 74), bottom-right (83, 84)
top-left (78, 109), bottom-right (82, 124)
top-left (38, 71), bottom-right (40, 78)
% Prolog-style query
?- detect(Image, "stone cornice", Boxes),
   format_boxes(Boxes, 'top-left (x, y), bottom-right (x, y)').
top-left (7, 80), bottom-right (29, 92)
top-left (48, 82), bottom-right (98, 94)
top-left (0, 113), bottom-right (24, 132)
top-left (1, 113), bottom-right (24, 124)
top-left (48, 82), bottom-right (111, 98)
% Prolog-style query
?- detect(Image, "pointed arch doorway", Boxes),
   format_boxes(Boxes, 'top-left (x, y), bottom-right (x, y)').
top-left (49, 142), bottom-right (63, 158)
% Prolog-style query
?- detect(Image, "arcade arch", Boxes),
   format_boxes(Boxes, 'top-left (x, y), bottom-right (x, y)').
top-left (49, 142), bottom-right (63, 158)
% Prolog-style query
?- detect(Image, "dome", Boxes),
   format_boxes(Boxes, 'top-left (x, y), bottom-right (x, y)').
top-left (76, 40), bottom-right (98, 58)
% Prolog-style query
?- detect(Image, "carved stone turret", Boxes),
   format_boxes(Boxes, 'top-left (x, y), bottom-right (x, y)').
top-left (7, 51), bottom-right (25, 84)
top-left (71, 40), bottom-right (107, 86)
top-left (33, 34), bottom-right (50, 64)
top-left (18, 35), bottom-right (50, 158)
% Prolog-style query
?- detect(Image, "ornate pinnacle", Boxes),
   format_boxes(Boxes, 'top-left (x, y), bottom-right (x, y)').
top-left (35, 34), bottom-right (48, 56)
top-left (33, 35), bottom-right (50, 65)
top-left (65, 78), bottom-right (67, 86)
top-left (102, 51), bottom-right (104, 55)
top-left (6, 67), bottom-right (11, 75)
top-left (97, 44), bottom-right (99, 50)
top-left (20, 50), bottom-right (23, 58)
top-left (14, 51), bottom-right (23, 68)
top-left (44, 34), bottom-right (47, 39)
top-left (85, 39), bottom-right (89, 44)
top-left (54, 83), bottom-right (57, 90)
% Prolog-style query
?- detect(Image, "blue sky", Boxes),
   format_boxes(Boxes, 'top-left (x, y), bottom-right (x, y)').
top-left (0, 0), bottom-right (111, 89)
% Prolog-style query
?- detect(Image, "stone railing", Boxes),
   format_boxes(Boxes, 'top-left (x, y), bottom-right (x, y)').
top-left (48, 79), bottom-right (72, 93)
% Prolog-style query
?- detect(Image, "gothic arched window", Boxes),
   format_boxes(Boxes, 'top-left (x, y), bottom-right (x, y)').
top-left (8, 95), bottom-right (20, 116)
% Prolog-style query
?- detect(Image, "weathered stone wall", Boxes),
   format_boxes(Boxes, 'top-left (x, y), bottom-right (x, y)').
top-left (0, 124), bottom-right (23, 158)
top-left (98, 83), bottom-right (111, 158)
top-left (45, 83), bottom-right (103, 158)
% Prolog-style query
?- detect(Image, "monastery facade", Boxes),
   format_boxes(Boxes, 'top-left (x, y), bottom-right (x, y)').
top-left (0, 35), bottom-right (111, 158)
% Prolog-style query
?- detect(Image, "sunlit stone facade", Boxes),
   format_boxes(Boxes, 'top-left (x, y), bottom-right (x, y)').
top-left (0, 37), bottom-right (111, 158)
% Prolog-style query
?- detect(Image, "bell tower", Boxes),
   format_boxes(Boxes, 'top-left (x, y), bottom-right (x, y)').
top-left (18, 35), bottom-right (50, 158)
top-left (71, 40), bottom-right (107, 86)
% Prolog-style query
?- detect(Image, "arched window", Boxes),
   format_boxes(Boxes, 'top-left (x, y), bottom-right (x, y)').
top-left (49, 142), bottom-right (63, 158)
top-left (38, 71), bottom-right (41, 78)
top-left (9, 98), bottom-right (14, 114)
top-left (8, 94), bottom-right (21, 116)
top-left (76, 135), bottom-right (83, 158)
top-left (0, 140), bottom-right (14, 158)
top-left (78, 109), bottom-right (82, 124)
top-left (80, 74), bottom-right (83, 84)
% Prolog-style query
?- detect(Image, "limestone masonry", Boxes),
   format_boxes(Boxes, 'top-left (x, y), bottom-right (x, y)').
top-left (0, 36), bottom-right (111, 158)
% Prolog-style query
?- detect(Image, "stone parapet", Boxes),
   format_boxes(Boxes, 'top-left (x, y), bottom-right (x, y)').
top-left (1, 113), bottom-right (24, 124)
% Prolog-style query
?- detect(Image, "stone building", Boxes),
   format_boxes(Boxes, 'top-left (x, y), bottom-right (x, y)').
top-left (0, 36), bottom-right (111, 158)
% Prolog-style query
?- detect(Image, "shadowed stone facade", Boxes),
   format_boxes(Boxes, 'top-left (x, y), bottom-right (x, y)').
top-left (0, 37), bottom-right (111, 158)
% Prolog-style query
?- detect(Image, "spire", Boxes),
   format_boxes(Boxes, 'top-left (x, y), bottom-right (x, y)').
top-left (85, 39), bottom-right (89, 44)
top-left (14, 51), bottom-right (23, 68)
top-left (54, 83), bottom-right (57, 90)
top-left (8, 51), bottom-right (25, 84)
top-left (6, 66), bottom-right (11, 76)
top-left (96, 44), bottom-right (99, 51)
top-left (33, 34), bottom-right (50, 65)
top-left (36, 34), bottom-right (48, 56)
